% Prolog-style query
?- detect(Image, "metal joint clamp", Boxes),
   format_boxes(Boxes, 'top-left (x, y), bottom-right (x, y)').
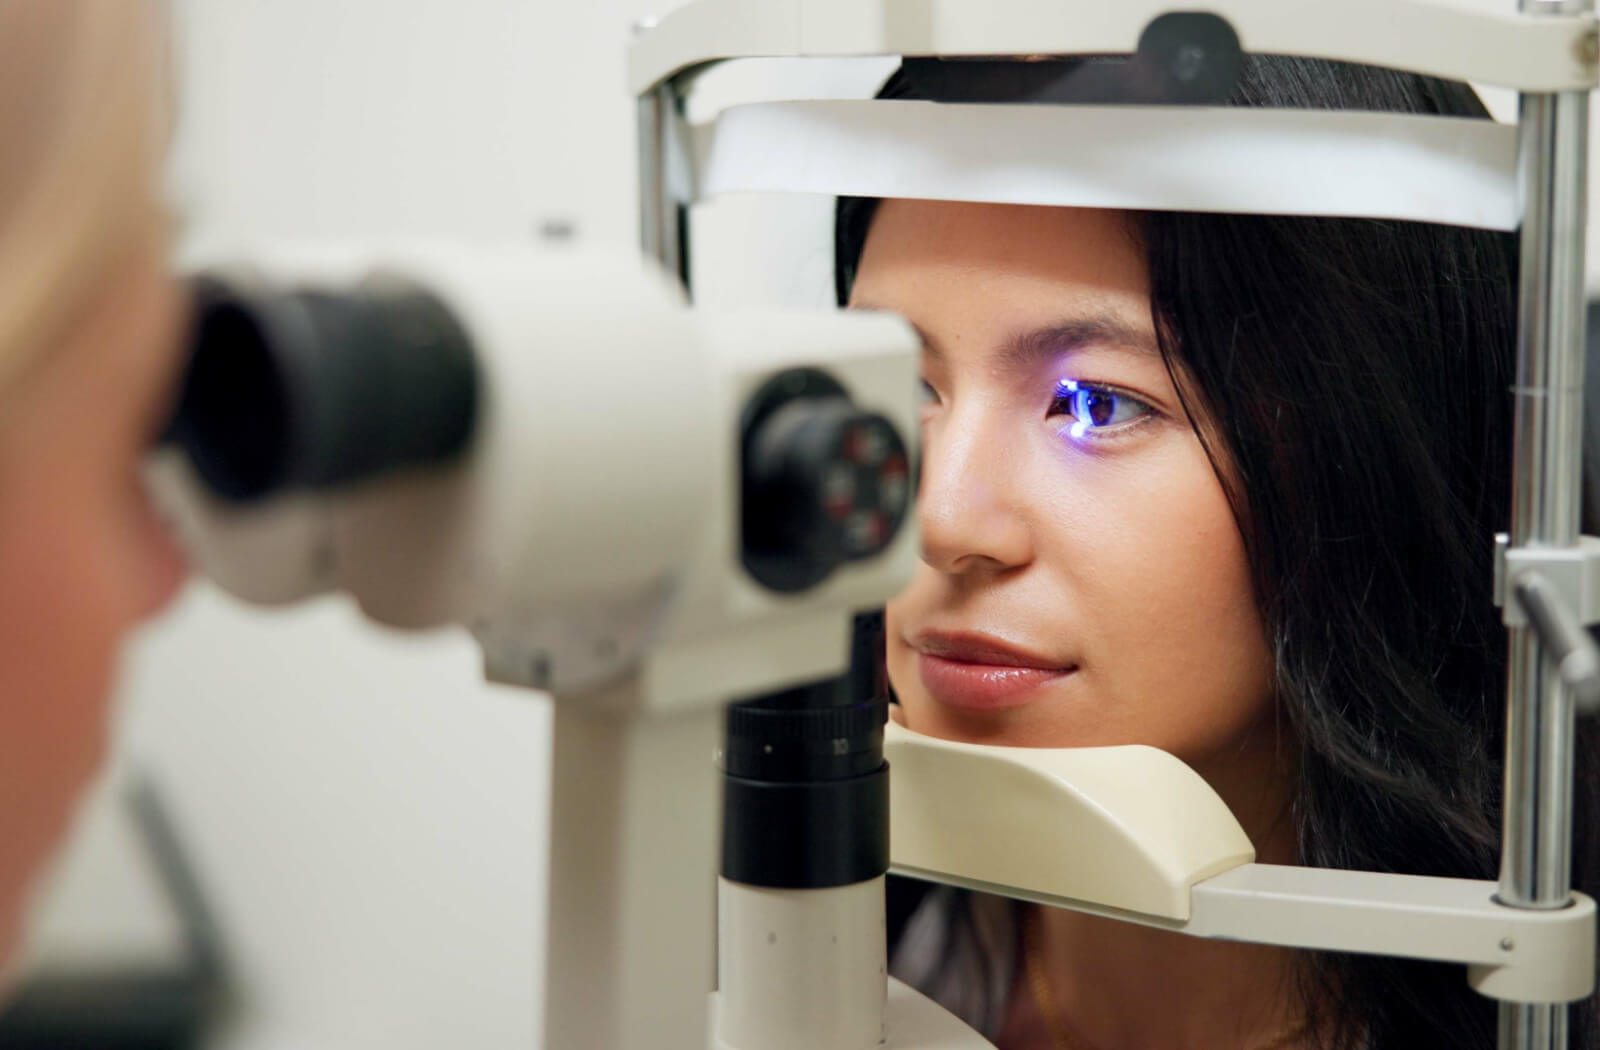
top-left (1494, 534), bottom-right (1600, 711)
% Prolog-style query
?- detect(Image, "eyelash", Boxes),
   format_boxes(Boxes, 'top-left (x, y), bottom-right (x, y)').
top-left (1049, 378), bottom-right (1155, 440)
top-left (916, 378), bottom-right (1157, 443)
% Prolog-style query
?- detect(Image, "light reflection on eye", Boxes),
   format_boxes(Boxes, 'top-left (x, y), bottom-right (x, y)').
top-left (1052, 378), bottom-right (1152, 439)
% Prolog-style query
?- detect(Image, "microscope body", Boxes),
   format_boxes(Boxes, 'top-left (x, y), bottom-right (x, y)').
top-left (157, 242), bottom-right (919, 708)
top-left (154, 240), bottom-right (938, 1049)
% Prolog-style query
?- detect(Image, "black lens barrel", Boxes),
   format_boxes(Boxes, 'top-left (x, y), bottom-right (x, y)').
top-left (165, 272), bottom-right (479, 502)
top-left (721, 674), bottom-right (890, 890)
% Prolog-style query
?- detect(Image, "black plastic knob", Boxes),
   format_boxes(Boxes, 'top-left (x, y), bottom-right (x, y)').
top-left (740, 368), bottom-right (912, 593)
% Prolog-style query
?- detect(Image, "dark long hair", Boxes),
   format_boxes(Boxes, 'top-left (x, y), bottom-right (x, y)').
top-left (837, 56), bottom-right (1600, 1050)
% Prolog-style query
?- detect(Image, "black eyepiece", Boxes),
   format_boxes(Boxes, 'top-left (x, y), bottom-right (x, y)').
top-left (163, 272), bottom-right (480, 503)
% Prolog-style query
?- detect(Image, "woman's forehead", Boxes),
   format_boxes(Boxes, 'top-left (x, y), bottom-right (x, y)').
top-left (851, 199), bottom-right (1154, 355)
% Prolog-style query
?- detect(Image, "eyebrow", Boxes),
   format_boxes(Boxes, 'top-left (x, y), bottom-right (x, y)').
top-left (855, 305), bottom-right (1160, 369)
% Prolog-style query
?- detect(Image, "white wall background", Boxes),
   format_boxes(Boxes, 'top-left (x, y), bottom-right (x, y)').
top-left (18, 1), bottom-right (1595, 1049)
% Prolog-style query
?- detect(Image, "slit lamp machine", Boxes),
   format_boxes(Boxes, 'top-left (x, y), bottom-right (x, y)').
top-left (147, 1), bottom-right (1600, 1048)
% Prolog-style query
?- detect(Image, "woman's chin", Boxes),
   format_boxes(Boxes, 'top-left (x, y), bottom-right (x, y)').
top-left (896, 694), bottom-right (1066, 747)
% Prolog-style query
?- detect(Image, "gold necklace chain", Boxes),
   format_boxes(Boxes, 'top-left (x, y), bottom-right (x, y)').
top-left (1021, 905), bottom-right (1309, 1050)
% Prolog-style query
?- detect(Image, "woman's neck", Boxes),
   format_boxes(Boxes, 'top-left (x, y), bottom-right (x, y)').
top-left (1015, 718), bottom-right (1305, 1050)
top-left (1027, 909), bottom-right (1302, 1049)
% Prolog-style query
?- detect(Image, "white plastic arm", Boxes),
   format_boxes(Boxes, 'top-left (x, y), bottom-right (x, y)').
top-left (885, 721), bottom-right (1255, 922)
top-left (628, 0), bottom-right (1598, 95)
top-left (885, 723), bottom-right (1597, 1004)
top-left (1188, 864), bottom-right (1596, 1004)
top-left (694, 101), bottom-right (1519, 231)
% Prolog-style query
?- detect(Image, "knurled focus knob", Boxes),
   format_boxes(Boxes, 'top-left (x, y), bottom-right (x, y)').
top-left (740, 368), bottom-right (912, 593)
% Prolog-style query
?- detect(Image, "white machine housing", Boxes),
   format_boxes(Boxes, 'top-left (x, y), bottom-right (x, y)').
top-left (154, 243), bottom-right (921, 707)
top-left (152, 240), bottom-right (926, 1050)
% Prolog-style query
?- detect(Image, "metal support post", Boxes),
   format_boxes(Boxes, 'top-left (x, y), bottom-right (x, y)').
top-left (637, 79), bottom-right (693, 294)
top-left (1501, 2), bottom-right (1592, 1048)
top-left (541, 694), bottom-right (721, 1050)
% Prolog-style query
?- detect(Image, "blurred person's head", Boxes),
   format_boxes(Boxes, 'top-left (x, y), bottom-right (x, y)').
top-left (0, 0), bottom-right (187, 965)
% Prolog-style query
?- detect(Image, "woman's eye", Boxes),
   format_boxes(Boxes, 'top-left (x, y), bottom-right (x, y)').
top-left (1050, 379), bottom-right (1152, 438)
top-left (918, 379), bottom-right (940, 409)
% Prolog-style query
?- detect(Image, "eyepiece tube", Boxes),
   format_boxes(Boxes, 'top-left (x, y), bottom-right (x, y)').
top-left (164, 272), bottom-right (480, 502)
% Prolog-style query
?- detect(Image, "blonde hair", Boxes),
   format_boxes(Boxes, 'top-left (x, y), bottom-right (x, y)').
top-left (0, 0), bottom-right (169, 397)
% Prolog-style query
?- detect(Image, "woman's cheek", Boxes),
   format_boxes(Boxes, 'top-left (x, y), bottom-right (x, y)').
top-left (881, 572), bottom-right (943, 724)
top-left (1081, 464), bottom-right (1273, 760)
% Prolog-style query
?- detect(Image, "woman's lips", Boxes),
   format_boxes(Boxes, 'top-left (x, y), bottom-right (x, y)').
top-left (916, 655), bottom-right (1073, 711)
top-left (911, 633), bottom-right (1075, 712)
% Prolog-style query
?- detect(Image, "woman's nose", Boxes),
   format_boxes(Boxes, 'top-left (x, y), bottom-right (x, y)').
top-left (916, 412), bottom-right (1034, 576)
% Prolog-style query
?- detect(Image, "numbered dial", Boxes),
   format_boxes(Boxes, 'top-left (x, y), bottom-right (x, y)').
top-left (740, 369), bottom-right (912, 593)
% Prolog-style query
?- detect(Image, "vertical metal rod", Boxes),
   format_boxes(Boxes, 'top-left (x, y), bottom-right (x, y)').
top-left (1502, 998), bottom-right (1570, 1049)
top-left (637, 85), bottom-right (672, 267)
top-left (637, 80), bottom-right (693, 296)
top-left (1501, 4), bottom-right (1591, 1048)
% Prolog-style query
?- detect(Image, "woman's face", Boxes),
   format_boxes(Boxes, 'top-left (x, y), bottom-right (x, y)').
top-left (852, 200), bottom-right (1276, 778)
top-left (0, 229), bottom-right (188, 960)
